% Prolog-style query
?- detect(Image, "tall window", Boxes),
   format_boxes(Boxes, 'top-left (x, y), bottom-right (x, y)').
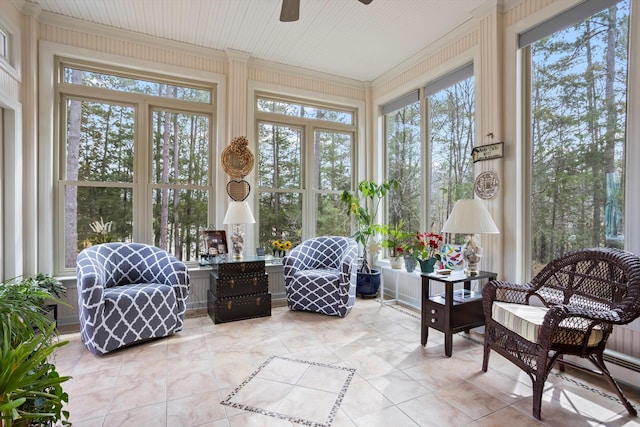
top-left (0, 28), bottom-right (7, 61)
top-left (427, 65), bottom-right (475, 233)
top-left (385, 91), bottom-right (421, 234)
top-left (256, 95), bottom-right (355, 251)
top-left (57, 61), bottom-right (214, 269)
top-left (524, 0), bottom-right (629, 274)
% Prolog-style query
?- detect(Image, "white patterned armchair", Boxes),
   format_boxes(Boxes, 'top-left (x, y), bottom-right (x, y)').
top-left (283, 236), bottom-right (358, 317)
top-left (77, 242), bottom-right (190, 355)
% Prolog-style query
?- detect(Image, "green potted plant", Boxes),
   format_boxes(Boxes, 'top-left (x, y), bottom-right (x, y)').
top-left (0, 275), bottom-right (71, 427)
top-left (378, 220), bottom-right (411, 269)
top-left (341, 179), bottom-right (398, 297)
top-left (412, 231), bottom-right (444, 273)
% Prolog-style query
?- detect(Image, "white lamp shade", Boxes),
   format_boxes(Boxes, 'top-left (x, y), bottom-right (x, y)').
top-left (441, 199), bottom-right (499, 234)
top-left (223, 201), bottom-right (255, 225)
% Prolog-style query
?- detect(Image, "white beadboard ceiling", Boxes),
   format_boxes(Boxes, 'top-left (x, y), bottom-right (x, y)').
top-left (29, 0), bottom-right (489, 81)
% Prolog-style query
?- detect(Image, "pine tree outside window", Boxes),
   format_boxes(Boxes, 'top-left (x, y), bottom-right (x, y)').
top-left (256, 95), bottom-right (355, 252)
top-left (524, 0), bottom-right (629, 275)
top-left (57, 61), bottom-right (214, 270)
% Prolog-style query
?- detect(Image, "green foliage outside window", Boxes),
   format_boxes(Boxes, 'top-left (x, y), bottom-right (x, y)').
top-left (530, 1), bottom-right (628, 272)
top-left (60, 65), bottom-right (213, 269)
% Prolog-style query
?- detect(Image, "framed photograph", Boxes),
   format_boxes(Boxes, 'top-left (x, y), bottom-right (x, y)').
top-left (202, 230), bottom-right (228, 256)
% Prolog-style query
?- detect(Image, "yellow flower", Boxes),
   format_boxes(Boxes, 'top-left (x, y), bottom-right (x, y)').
top-left (272, 240), bottom-right (280, 247)
top-left (284, 241), bottom-right (292, 250)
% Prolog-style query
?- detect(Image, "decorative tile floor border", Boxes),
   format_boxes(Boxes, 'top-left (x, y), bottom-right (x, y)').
top-left (221, 355), bottom-right (356, 427)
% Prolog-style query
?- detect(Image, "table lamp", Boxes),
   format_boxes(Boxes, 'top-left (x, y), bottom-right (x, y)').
top-left (441, 198), bottom-right (499, 275)
top-left (223, 201), bottom-right (255, 259)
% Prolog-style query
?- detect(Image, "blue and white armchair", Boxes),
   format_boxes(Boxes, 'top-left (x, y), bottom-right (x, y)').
top-left (283, 236), bottom-right (358, 317)
top-left (76, 242), bottom-right (190, 354)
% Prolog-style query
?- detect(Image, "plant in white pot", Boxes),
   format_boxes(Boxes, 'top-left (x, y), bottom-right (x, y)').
top-left (378, 220), bottom-right (411, 269)
top-left (341, 179), bottom-right (398, 297)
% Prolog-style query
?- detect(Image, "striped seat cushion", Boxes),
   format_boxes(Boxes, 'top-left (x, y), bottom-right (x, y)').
top-left (491, 301), bottom-right (603, 347)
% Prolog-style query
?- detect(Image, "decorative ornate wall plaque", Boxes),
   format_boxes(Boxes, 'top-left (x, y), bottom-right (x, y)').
top-left (474, 171), bottom-right (500, 199)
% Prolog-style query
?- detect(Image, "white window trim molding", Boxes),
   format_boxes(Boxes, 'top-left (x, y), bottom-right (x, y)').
top-left (38, 40), bottom-right (226, 275)
top-left (247, 79), bottom-right (365, 248)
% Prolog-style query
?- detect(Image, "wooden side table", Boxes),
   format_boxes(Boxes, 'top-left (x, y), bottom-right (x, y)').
top-left (421, 270), bottom-right (497, 357)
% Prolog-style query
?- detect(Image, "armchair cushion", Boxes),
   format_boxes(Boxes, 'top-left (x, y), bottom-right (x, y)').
top-left (492, 301), bottom-right (603, 347)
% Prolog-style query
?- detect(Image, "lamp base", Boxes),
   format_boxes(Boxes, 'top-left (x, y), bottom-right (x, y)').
top-left (465, 268), bottom-right (479, 276)
top-left (463, 235), bottom-right (481, 276)
top-left (230, 224), bottom-right (245, 260)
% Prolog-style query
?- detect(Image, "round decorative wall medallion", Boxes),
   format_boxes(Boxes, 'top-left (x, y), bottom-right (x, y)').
top-left (474, 171), bottom-right (500, 199)
top-left (221, 136), bottom-right (255, 178)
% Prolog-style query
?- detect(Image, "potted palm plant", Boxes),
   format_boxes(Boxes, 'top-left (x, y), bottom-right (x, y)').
top-left (341, 179), bottom-right (398, 297)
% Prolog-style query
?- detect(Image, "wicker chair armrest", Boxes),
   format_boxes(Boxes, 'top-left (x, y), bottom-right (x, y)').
top-left (545, 304), bottom-right (622, 325)
top-left (483, 280), bottom-right (534, 304)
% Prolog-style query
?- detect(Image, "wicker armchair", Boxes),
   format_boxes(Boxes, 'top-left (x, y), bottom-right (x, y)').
top-left (482, 247), bottom-right (640, 420)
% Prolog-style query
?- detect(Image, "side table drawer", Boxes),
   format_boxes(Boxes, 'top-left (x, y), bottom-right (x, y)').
top-left (425, 303), bottom-right (444, 331)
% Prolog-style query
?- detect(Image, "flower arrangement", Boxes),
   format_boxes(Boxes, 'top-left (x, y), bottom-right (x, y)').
top-left (406, 231), bottom-right (443, 260)
top-left (89, 217), bottom-right (114, 244)
top-left (271, 239), bottom-right (292, 257)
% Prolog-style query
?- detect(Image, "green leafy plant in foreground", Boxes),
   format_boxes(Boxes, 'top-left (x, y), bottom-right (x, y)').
top-left (0, 275), bottom-right (71, 426)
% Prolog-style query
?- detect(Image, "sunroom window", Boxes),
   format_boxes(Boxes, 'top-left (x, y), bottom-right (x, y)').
top-left (524, 0), bottom-right (629, 275)
top-left (57, 61), bottom-right (215, 270)
top-left (256, 95), bottom-right (355, 252)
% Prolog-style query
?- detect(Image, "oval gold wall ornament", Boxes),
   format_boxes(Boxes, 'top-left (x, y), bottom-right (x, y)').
top-left (474, 171), bottom-right (500, 199)
top-left (221, 136), bottom-right (255, 178)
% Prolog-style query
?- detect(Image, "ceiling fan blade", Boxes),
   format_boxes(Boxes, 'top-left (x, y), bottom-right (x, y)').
top-left (280, 0), bottom-right (300, 22)
top-left (358, 0), bottom-right (373, 4)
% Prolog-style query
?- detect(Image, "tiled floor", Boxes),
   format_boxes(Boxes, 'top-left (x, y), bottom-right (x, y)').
top-left (53, 299), bottom-right (640, 426)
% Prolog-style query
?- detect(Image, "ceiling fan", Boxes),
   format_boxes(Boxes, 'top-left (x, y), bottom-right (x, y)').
top-left (280, 0), bottom-right (373, 22)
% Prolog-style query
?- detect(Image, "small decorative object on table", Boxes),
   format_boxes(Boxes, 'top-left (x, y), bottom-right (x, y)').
top-left (419, 257), bottom-right (438, 274)
top-left (271, 235), bottom-right (292, 257)
top-left (440, 244), bottom-right (464, 270)
top-left (200, 227), bottom-right (228, 265)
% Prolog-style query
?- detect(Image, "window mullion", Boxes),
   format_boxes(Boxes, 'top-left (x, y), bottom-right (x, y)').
top-left (134, 100), bottom-right (148, 243)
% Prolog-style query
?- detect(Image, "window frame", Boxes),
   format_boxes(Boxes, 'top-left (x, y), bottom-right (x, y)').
top-left (53, 57), bottom-right (217, 273)
top-left (521, 0), bottom-right (631, 278)
top-left (382, 64), bottom-right (476, 260)
top-left (254, 92), bottom-right (357, 247)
